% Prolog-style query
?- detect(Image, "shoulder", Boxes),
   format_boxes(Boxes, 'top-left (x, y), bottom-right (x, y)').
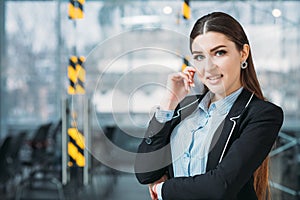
top-left (249, 95), bottom-right (283, 116)
top-left (239, 92), bottom-right (284, 125)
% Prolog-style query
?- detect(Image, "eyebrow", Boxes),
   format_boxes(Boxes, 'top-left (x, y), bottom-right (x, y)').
top-left (192, 45), bottom-right (227, 54)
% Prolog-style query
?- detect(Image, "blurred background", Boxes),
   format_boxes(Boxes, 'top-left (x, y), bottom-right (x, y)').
top-left (0, 0), bottom-right (300, 199)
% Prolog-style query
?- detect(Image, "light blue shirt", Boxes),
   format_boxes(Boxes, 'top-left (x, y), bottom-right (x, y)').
top-left (155, 88), bottom-right (243, 199)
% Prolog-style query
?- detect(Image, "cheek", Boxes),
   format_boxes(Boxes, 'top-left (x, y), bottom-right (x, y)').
top-left (219, 59), bottom-right (240, 75)
top-left (196, 73), bottom-right (206, 84)
top-left (221, 65), bottom-right (242, 86)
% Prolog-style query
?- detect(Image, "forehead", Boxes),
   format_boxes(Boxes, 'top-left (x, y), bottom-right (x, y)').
top-left (191, 31), bottom-right (234, 52)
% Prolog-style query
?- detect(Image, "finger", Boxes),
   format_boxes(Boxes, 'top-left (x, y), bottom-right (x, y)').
top-left (183, 66), bottom-right (196, 78)
top-left (183, 71), bottom-right (193, 81)
top-left (151, 190), bottom-right (157, 200)
top-left (170, 73), bottom-right (189, 91)
top-left (184, 67), bottom-right (196, 86)
top-left (169, 72), bottom-right (192, 92)
top-left (170, 74), bottom-right (184, 82)
top-left (149, 186), bottom-right (155, 199)
top-left (183, 66), bottom-right (196, 75)
top-left (183, 77), bottom-right (190, 91)
top-left (178, 73), bottom-right (191, 91)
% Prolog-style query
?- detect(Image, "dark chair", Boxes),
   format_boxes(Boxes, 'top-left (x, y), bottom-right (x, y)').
top-left (15, 122), bottom-right (65, 200)
top-left (6, 132), bottom-right (27, 174)
top-left (19, 123), bottom-right (52, 167)
top-left (0, 132), bottom-right (29, 199)
top-left (30, 123), bottom-right (53, 151)
top-left (0, 136), bottom-right (13, 186)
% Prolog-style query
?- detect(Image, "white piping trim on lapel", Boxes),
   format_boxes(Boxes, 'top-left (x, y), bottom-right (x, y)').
top-left (172, 98), bottom-right (200, 119)
top-left (218, 93), bottom-right (255, 163)
top-left (245, 93), bottom-right (254, 108)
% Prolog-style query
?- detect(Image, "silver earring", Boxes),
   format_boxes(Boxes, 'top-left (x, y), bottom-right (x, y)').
top-left (241, 61), bottom-right (248, 69)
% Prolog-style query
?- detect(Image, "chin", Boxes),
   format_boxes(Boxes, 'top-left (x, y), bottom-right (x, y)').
top-left (207, 85), bottom-right (226, 95)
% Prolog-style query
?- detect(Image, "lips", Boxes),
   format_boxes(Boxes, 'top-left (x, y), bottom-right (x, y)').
top-left (207, 74), bottom-right (223, 80)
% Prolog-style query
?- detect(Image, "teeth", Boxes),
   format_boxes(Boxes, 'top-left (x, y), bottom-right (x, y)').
top-left (208, 75), bottom-right (222, 80)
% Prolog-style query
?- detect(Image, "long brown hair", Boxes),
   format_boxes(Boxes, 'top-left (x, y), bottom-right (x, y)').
top-left (190, 12), bottom-right (270, 199)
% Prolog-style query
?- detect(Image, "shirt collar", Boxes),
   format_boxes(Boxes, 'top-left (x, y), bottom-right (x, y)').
top-left (199, 87), bottom-right (243, 115)
top-left (198, 91), bottom-right (212, 113)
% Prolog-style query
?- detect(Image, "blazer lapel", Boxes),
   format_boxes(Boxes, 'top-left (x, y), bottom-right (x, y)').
top-left (174, 94), bottom-right (205, 122)
top-left (206, 89), bottom-right (254, 171)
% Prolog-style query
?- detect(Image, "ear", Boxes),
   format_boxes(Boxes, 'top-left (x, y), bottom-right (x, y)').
top-left (240, 44), bottom-right (250, 62)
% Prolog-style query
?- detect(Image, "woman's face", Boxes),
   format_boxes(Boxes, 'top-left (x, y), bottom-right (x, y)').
top-left (191, 31), bottom-right (248, 101)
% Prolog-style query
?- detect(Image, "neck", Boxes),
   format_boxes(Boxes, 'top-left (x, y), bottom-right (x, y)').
top-left (211, 87), bottom-right (243, 103)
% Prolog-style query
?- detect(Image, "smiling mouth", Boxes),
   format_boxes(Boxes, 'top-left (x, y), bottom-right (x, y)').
top-left (207, 74), bottom-right (223, 80)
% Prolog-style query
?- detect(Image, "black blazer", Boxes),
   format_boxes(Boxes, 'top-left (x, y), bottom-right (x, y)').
top-left (135, 89), bottom-right (284, 200)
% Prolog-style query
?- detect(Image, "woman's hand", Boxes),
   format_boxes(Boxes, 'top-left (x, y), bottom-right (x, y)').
top-left (160, 67), bottom-right (196, 110)
top-left (148, 175), bottom-right (168, 200)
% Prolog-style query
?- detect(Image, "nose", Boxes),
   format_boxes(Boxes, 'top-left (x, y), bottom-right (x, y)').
top-left (203, 55), bottom-right (216, 71)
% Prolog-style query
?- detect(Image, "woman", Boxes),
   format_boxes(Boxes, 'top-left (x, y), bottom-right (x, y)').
top-left (135, 12), bottom-right (283, 200)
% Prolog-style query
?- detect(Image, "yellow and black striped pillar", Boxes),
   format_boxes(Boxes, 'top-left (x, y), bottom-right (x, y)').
top-left (65, 0), bottom-right (87, 185)
top-left (182, 0), bottom-right (191, 20)
top-left (68, 56), bottom-right (86, 95)
top-left (181, 56), bottom-right (190, 71)
top-left (68, 127), bottom-right (85, 167)
top-left (68, 56), bottom-right (78, 95)
top-left (68, 0), bottom-right (85, 19)
top-left (76, 56), bottom-right (85, 94)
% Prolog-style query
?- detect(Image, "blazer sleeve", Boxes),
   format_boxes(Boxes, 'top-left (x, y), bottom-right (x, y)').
top-left (134, 115), bottom-right (175, 184)
top-left (134, 95), bottom-right (199, 184)
top-left (160, 102), bottom-right (284, 200)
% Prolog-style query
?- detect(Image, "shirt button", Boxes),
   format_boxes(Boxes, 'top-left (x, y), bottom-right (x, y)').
top-left (145, 137), bottom-right (152, 144)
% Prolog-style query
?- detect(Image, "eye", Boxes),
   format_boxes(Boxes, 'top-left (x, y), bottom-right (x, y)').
top-left (215, 50), bottom-right (227, 56)
top-left (193, 54), bottom-right (205, 61)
